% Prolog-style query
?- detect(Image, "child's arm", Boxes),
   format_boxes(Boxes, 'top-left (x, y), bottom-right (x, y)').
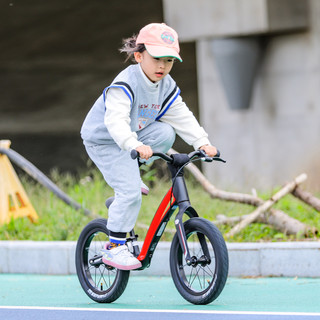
top-left (160, 95), bottom-right (217, 156)
top-left (104, 88), bottom-right (154, 160)
top-left (104, 87), bottom-right (143, 151)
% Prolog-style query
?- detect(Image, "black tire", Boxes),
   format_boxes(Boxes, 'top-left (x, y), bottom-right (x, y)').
top-left (170, 217), bottom-right (229, 305)
top-left (75, 218), bottom-right (130, 303)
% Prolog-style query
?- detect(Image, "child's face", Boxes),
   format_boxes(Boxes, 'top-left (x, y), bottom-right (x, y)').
top-left (134, 51), bottom-right (175, 82)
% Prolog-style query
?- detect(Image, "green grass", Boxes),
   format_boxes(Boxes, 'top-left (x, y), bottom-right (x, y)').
top-left (1, 167), bottom-right (319, 242)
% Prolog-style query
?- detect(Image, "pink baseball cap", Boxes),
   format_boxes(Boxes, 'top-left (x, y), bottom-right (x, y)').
top-left (136, 23), bottom-right (182, 62)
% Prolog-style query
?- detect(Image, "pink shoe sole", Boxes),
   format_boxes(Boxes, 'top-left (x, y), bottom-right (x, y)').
top-left (141, 187), bottom-right (149, 196)
top-left (102, 258), bottom-right (142, 270)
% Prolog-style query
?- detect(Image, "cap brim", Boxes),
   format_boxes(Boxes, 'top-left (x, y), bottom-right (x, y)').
top-left (145, 44), bottom-right (183, 62)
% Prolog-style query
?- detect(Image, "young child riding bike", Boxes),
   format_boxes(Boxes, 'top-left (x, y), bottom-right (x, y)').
top-left (80, 22), bottom-right (217, 270)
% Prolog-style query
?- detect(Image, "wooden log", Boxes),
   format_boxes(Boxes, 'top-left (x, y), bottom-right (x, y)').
top-left (214, 214), bottom-right (267, 226)
top-left (261, 209), bottom-right (316, 236)
top-left (214, 211), bottom-right (315, 236)
top-left (292, 186), bottom-right (320, 212)
top-left (214, 214), bottom-right (246, 226)
top-left (225, 174), bottom-right (308, 238)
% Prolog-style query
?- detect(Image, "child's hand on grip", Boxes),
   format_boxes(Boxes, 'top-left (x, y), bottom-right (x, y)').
top-left (136, 145), bottom-right (153, 160)
top-left (199, 145), bottom-right (218, 157)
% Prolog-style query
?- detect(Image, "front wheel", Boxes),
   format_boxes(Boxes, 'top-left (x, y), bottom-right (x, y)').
top-left (170, 217), bottom-right (229, 305)
top-left (75, 218), bottom-right (130, 303)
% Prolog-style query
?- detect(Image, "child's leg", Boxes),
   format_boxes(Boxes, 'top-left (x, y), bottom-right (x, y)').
top-left (137, 121), bottom-right (176, 154)
top-left (85, 143), bottom-right (142, 234)
top-left (84, 121), bottom-right (175, 233)
top-left (85, 143), bottom-right (143, 270)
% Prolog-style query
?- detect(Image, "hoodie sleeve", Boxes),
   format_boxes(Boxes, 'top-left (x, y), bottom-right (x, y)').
top-left (159, 95), bottom-right (211, 150)
top-left (104, 87), bottom-right (143, 151)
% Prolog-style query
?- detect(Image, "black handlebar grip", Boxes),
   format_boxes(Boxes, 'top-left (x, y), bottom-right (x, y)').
top-left (130, 149), bottom-right (139, 159)
top-left (215, 149), bottom-right (220, 158)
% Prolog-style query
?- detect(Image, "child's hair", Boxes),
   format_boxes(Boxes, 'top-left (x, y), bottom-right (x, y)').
top-left (119, 34), bottom-right (146, 63)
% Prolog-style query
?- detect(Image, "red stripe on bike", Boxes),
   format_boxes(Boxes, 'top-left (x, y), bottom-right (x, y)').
top-left (138, 188), bottom-right (175, 261)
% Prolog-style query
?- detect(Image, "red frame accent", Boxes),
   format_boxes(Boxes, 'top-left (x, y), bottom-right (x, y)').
top-left (137, 188), bottom-right (176, 261)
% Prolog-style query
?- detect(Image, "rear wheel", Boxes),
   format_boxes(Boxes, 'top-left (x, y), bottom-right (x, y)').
top-left (75, 218), bottom-right (130, 303)
top-left (170, 217), bottom-right (228, 305)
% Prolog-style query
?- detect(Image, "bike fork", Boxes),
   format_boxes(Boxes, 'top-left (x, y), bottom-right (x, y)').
top-left (175, 203), bottom-right (211, 266)
top-left (174, 203), bottom-right (195, 265)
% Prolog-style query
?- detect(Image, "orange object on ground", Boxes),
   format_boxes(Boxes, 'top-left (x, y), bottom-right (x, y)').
top-left (0, 140), bottom-right (38, 225)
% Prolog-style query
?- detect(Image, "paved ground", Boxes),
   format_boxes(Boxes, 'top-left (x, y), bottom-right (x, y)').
top-left (0, 275), bottom-right (320, 319)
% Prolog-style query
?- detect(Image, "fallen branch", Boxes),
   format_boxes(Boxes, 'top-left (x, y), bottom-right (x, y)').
top-left (214, 214), bottom-right (267, 226)
top-left (214, 214), bottom-right (243, 226)
top-left (292, 186), bottom-right (320, 212)
top-left (262, 209), bottom-right (316, 236)
top-left (215, 210), bottom-right (316, 236)
top-left (225, 174), bottom-right (308, 238)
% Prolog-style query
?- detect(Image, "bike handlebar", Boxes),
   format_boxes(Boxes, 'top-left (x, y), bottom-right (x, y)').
top-left (130, 149), bottom-right (226, 164)
top-left (130, 149), bottom-right (173, 162)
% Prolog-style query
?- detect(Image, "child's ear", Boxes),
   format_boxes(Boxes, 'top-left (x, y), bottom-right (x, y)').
top-left (134, 52), bottom-right (142, 63)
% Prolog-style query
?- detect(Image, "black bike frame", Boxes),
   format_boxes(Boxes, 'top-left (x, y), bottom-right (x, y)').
top-left (130, 160), bottom-right (203, 270)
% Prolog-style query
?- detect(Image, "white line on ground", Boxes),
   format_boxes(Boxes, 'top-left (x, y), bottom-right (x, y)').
top-left (0, 306), bottom-right (319, 317)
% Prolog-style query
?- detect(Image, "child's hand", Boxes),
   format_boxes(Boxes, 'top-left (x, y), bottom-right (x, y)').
top-left (199, 145), bottom-right (218, 157)
top-left (136, 145), bottom-right (153, 160)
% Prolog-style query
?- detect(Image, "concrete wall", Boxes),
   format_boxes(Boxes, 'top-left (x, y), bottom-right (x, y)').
top-left (164, 0), bottom-right (320, 191)
top-left (163, 0), bottom-right (308, 39)
top-left (0, 1), bottom-right (198, 172)
top-left (1, 241), bottom-right (320, 277)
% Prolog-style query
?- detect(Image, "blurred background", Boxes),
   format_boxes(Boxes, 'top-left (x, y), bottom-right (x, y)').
top-left (1, 0), bottom-right (319, 191)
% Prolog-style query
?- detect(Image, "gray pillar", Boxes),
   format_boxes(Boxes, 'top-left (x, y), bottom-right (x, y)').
top-left (211, 37), bottom-right (262, 110)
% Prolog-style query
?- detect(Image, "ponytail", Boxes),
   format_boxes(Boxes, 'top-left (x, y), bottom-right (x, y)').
top-left (119, 35), bottom-right (146, 62)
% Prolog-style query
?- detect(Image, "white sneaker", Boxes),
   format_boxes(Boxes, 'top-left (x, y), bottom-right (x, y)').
top-left (141, 180), bottom-right (149, 196)
top-left (101, 244), bottom-right (142, 270)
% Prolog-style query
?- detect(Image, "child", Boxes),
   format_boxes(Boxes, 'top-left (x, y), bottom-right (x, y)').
top-left (80, 23), bottom-right (217, 270)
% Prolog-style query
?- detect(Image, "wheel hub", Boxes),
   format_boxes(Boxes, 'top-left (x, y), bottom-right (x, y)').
top-left (188, 255), bottom-right (211, 267)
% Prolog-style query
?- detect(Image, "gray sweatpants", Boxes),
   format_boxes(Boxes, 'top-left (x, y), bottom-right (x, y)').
top-left (84, 121), bottom-right (175, 233)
